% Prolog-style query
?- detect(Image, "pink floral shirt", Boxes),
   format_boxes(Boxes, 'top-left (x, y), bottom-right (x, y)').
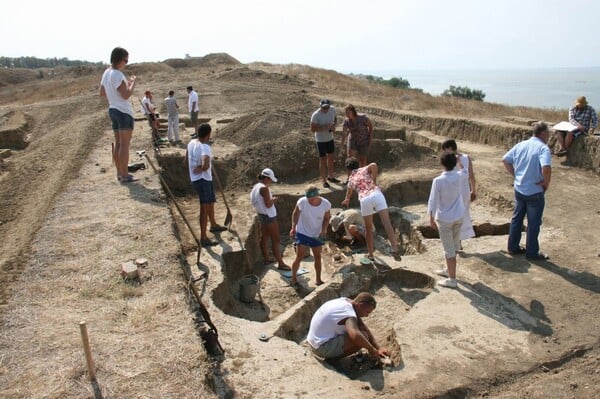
top-left (348, 166), bottom-right (379, 200)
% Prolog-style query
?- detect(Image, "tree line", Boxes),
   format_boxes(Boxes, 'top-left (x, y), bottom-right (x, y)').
top-left (0, 56), bottom-right (103, 69)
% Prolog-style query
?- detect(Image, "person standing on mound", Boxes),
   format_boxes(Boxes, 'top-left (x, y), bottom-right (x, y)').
top-left (428, 153), bottom-right (467, 289)
top-left (250, 168), bottom-right (290, 271)
top-left (342, 104), bottom-right (373, 169)
top-left (342, 158), bottom-right (401, 261)
top-left (186, 123), bottom-right (228, 246)
top-left (100, 47), bottom-right (137, 183)
top-left (289, 185), bottom-right (331, 287)
top-left (310, 99), bottom-right (340, 188)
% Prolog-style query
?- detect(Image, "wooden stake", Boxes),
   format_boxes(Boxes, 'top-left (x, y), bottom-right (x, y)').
top-left (79, 321), bottom-right (97, 381)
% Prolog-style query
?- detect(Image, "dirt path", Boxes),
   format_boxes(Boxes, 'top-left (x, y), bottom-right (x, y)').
top-left (0, 118), bottom-right (216, 397)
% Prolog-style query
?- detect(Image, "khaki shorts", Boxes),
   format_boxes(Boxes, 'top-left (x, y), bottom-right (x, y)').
top-left (436, 218), bottom-right (463, 258)
top-left (310, 334), bottom-right (346, 359)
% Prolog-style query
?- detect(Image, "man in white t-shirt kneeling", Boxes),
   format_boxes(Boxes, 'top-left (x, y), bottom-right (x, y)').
top-left (307, 292), bottom-right (389, 361)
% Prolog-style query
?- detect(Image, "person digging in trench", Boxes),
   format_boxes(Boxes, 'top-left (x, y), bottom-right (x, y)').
top-left (186, 123), bottom-right (227, 246)
top-left (250, 168), bottom-right (290, 271)
top-left (342, 158), bottom-right (401, 261)
top-left (329, 208), bottom-right (373, 246)
top-left (289, 185), bottom-right (331, 288)
top-left (307, 292), bottom-right (389, 362)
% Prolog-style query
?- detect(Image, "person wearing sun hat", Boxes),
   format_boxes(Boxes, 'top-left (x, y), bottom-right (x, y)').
top-left (289, 185), bottom-right (332, 287)
top-left (555, 96), bottom-right (597, 156)
top-left (250, 168), bottom-right (290, 271)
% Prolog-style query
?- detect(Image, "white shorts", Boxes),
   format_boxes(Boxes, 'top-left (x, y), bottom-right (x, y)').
top-left (359, 190), bottom-right (388, 217)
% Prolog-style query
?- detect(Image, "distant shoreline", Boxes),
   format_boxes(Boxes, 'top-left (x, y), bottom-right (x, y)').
top-left (353, 67), bottom-right (600, 110)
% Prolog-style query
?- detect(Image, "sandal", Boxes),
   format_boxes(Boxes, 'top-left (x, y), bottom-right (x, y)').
top-left (263, 259), bottom-right (275, 266)
top-left (119, 174), bottom-right (139, 183)
top-left (276, 264), bottom-right (291, 271)
top-left (391, 251), bottom-right (402, 261)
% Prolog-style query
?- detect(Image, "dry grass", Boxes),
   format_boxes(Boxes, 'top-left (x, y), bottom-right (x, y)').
top-left (248, 62), bottom-right (565, 122)
top-left (0, 107), bottom-right (216, 398)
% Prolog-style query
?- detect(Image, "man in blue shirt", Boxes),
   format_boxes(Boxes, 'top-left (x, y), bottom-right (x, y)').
top-left (502, 122), bottom-right (552, 260)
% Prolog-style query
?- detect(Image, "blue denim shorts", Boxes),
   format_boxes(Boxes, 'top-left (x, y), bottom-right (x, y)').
top-left (109, 108), bottom-right (134, 132)
top-left (295, 232), bottom-right (323, 248)
top-left (192, 178), bottom-right (216, 204)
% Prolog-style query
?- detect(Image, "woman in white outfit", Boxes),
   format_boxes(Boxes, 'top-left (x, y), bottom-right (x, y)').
top-left (250, 168), bottom-right (290, 271)
top-left (442, 139), bottom-right (476, 244)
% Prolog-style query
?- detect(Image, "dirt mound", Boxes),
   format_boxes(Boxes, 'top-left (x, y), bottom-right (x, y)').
top-left (218, 109), bottom-right (310, 146)
top-left (0, 68), bottom-right (38, 87)
top-left (127, 62), bottom-right (175, 75)
top-left (215, 66), bottom-right (306, 86)
top-left (163, 53), bottom-right (241, 69)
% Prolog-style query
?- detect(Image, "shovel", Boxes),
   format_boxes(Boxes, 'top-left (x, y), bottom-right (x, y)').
top-left (145, 154), bottom-right (202, 266)
top-left (211, 165), bottom-right (233, 228)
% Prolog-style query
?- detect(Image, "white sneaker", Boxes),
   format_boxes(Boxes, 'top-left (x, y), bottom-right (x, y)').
top-left (437, 278), bottom-right (457, 288)
top-left (434, 268), bottom-right (449, 277)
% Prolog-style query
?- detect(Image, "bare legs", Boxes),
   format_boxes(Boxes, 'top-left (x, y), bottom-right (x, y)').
top-left (261, 221), bottom-right (288, 268)
top-left (114, 130), bottom-right (132, 179)
top-left (291, 244), bottom-right (323, 286)
top-left (556, 131), bottom-right (574, 152)
top-left (363, 210), bottom-right (399, 258)
top-left (320, 153), bottom-right (336, 183)
top-left (363, 215), bottom-right (375, 258)
top-left (445, 256), bottom-right (457, 279)
top-left (199, 203), bottom-right (211, 241)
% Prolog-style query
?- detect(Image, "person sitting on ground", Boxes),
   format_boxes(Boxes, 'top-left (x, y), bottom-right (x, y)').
top-left (441, 139), bottom-right (476, 248)
top-left (250, 168), bottom-right (290, 271)
top-left (186, 123), bottom-right (227, 246)
top-left (555, 96), bottom-right (597, 156)
top-left (310, 99), bottom-right (340, 188)
top-left (289, 185), bottom-right (331, 287)
top-left (342, 158), bottom-right (401, 261)
top-left (330, 208), bottom-right (372, 245)
top-left (307, 292), bottom-right (389, 361)
top-left (142, 90), bottom-right (160, 130)
top-left (428, 153), bottom-right (467, 289)
top-left (342, 104), bottom-right (374, 172)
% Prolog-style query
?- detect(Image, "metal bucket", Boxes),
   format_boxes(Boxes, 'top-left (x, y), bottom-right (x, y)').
top-left (239, 274), bottom-right (260, 303)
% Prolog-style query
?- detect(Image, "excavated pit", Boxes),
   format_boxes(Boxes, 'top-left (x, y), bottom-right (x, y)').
top-left (206, 180), bottom-right (436, 323)
top-left (156, 128), bottom-right (515, 329)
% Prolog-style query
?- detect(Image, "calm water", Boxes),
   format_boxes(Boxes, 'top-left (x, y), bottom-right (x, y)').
top-left (363, 67), bottom-right (600, 110)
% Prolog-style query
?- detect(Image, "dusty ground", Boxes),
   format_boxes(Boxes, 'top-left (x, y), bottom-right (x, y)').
top-left (0, 55), bottom-right (598, 398)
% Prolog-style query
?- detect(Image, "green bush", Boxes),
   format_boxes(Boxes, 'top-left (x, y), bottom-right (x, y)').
top-left (365, 74), bottom-right (411, 89)
top-left (442, 85), bottom-right (486, 101)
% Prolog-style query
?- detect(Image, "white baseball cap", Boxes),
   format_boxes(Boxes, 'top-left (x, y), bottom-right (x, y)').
top-left (260, 168), bottom-right (278, 182)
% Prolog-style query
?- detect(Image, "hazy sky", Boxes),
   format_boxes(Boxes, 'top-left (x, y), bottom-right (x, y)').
top-left (1, 0), bottom-right (599, 74)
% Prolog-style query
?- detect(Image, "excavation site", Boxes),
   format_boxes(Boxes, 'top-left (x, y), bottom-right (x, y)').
top-left (0, 56), bottom-right (599, 399)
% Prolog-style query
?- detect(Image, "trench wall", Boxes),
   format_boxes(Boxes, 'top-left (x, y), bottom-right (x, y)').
top-left (365, 107), bottom-right (600, 172)
top-left (0, 110), bottom-right (29, 149)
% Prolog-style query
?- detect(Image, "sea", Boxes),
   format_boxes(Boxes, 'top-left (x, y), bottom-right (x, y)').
top-left (361, 67), bottom-right (600, 110)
